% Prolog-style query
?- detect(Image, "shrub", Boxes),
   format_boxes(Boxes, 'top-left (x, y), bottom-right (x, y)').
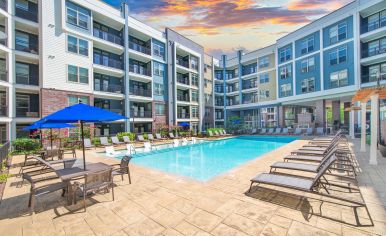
top-left (92, 138), bottom-right (101, 146)
top-left (11, 138), bottom-right (41, 154)
top-left (142, 133), bottom-right (148, 140)
top-left (0, 173), bottom-right (12, 183)
top-left (117, 132), bottom-right (135, 142)
top-left (206, 128), bottom-right (224, 135)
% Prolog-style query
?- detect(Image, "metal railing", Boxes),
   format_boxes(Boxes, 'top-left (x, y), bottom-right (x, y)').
top-left (242, 68), bottom-right (257, 76)
top-left (93, 56), bottom-right (123, 70)
top-left (191, 63), bottom-right (198, 71)
top-left (177, 95), bottom-right (190, 102)
top-left (361, 20), bottom-right (386, 34)
top-left (177, 75), bottom-right (189, 85)
top-left (243, 99), bottom-right (258, 104)
top-left (16, 73), bottom-right (39, 86)
top-left (129, 64), bottom-right (151, 76)
top-left (131, 110), bottom-right (152, 118)
top-left (362, 47), bottom-right (386, 58)
top-left (93, 28), bottom-right (122, 45)
top-left (15, 40), bottom-right (38, 54)
top-left (109, 108), bottom-right (123, 115)
top-left (0, 105), bottom-right (7, 116)
top-left (0, 71), bottom-right (7, 82)
top-left (0, 0), bottom-right (7, 11)
top-left (361, 73), bottom-right (386, 84)
top-left (242, 82), bottom-right (258, 90)
top-left (215, 102), bottom-right (224, 106)
top-left (177, 113), bottom-right (190, 119)
top-left (129, 42), bottom-right (151, 55)
top-left (94, 83), bottom-right (123, 94)
top-left (15, 6), bottom-right (38, 23)
top-left (0, 141), bottom-right (10, 172)
top-left (129, 87), bottom-right (152, 97)
top-left (16, 109), bottom-right (39, 118)
top-left (176, 59), bottom-right (189, 68)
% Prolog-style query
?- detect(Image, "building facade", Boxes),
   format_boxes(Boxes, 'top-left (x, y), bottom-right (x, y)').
top-left (0, 0), bottom-right (385, 142)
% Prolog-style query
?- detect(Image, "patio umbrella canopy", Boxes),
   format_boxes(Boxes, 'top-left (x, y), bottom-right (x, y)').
top-left (179, 122), bottom-right (190, 127)
top-left (40, 103), bottom-right (127, 169)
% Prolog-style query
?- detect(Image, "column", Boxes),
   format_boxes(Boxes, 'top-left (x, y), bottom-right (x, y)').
top-left (332, 101), bottom-right (340, 131)
top-left (122, 2), bottom-right (131, 132)
top-left (349, 109), bottom-right (355, 139)
top-left (315, 99), bottom-right (325, 128)
top-left (7, 121), bottom-right (16, 141)
top-left (369, 94), bottom-right (378, 165)
top-left (360, 102), bottom-right (366, 152)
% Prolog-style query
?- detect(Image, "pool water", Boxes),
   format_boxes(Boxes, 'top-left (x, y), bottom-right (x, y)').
top-left (117, 136), bottom-right (297, 181)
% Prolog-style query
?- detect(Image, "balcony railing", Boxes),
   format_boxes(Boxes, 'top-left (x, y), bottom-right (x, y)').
top-left (0, 105), bottom-right (7, 116)
top-left (16, 109), bottom-right (39, 118)
top-left (177, 95), bottom-right (189, 102)
top-left (15, 6), bottom-right (38, 23)
top-left (215, 115), bottom-right (223, 119)
top-left (93, 56), bottom-right (123, 70)
top-left (215, 102), bottom-right (224, 106)
top-left (93, 28), bottom-right (122, 45)
top-left (129, 87), bottom-right (152, 97)
top-left (242, 82), bottom-right (258, 90)
top-left (129, 42), bottom-right (151, 55)
top-left (0, 31), bottom-right (6, 46)
top-left (243, 99), bottom-right (258, 104)
top-left (131, 110), bottom-right (152, 118)
top-left (0, 0), bottom-right (7, 11)
top-left (215, 88), bottom-right (223, 93)
top-left (94, 83), bottom-right (123, 94)
top-left (0, 70), bottom-right (7, 82)
top-left (361, 73), bottom-right (386, 84)
top-left (177, 113), bottom-right (190, 119)
top-left (16, 73), bottom-right (39, 86)
top-left (15, 41), bottom-right (38, 54)
top-left (109, 108), bottom-right (124, 115)
top-left (191, 63), bottom-right (198, 71)
top-left (226, 100), bottom-right (240, 106)
top-left (242, 68), bottom-right (257, 76)
top-left (129, 64), bottom-right (151, 77)
top-left (177, 59), bottom-right (189, 68)
top-left (362, 47), bottom-right (386, 58)
top-left (177, 75), bottom-right (189, 85)
top-left (361, 20), bottom-right (386, 34)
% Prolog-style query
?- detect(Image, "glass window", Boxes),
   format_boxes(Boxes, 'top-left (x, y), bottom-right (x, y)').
top-left (191, 107), bottom-right (198, 118)
top-left (280, 47), bottom-right (291, 63)
top-left (338, 22), bottom-right (347, 41)
top-left (78, 39), bottom-right (88, 56)
top-left (67, 65), bottom-right (88, 84)
top-left (155, 104), bottom-right (165, 115)
top-left (301, 57), bottom-right (315, 73)
top-left (16, 94), bottom-right (29, 110)
top-left (280, 64), bottom-right (292, 79)
top-left (259, 56), bottom-right (269, 68)
top-left (67, 65), bottom-right (78, 82)
top-left (381, 10), bottom-right (386, 27)
top-left (153, 62), bottom-right (164, 76)
top-left (301, 77), bottom-right (315, 93)
top-left (67, 35), bottom-right (77, 53)
top-left (329, 25), bottom-right (338, 44)
top-left (153, 43), bottom-right (165, 58)
top-left (79, 68), bottom-right (88, 84)
top-left (301, 36), bottom-right (314, 54)
top-left (66, 1), bottom-right (90, 30)
top-left (68, 95), bottom-right (89, 106)
top-left (330, 69), bottom-right (348, 88)
top-left (329, 46), bottom-right (346, 65)
top-left (259, 90), bottom-right (269, 99)
top-left (15, 31), bottom-right (29, 50)
top-left (259, 73), bottom-right (269, 84)
top-left (154, 83), bottom-right (164, 96)
top-left (280, 83), bottom-right (292, 97)
top-left (191, 73), bottom-right (199, 86)
top-left (368, 13), bottom-right (379, 31)
top-left (191, 90), bottom-right (198, 102)
top-left (16, 63), bottom-right (29, 84)
top-left (16, 0), bottom-right (29, 11)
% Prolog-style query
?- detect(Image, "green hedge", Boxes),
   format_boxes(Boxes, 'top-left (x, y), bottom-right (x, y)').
top-left (206, 128), bottom-right (225, 134)
top-left (11, 138), bottom-right (41, 154)
top-left (117, 132), bottom-right (135, 142)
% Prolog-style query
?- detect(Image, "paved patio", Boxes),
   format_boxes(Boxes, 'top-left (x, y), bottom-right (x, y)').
top-left (0, 138), bottom-right (385, 236)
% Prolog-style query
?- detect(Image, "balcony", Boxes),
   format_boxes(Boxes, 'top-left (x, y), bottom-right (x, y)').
top-left (177, 74), bottom-right (189, 85)
top-left (15, 5), bottom-right (38, 23)
top-left (191, 63), bottom-right (198, 71)
top-left (177, 95), bottom-right (190, 102)
top-left (15, 41), bottom-right (38, 54)
top-left (177, 59), bottom-right (189, 69)
top-left (361, 20), bottom-right (386, 34)
top-left (94, 83), bottom-right (123, 94)
top-left (129, 64), bottom-right (151, 77)
top-left (177, 112), bottom-right (190, 119)
top-left (215, 102), bottom-right (224, 106)
top-left (0, 70), bottom-right (6, 82)
top-left (0, 0), bottom-right (7, 11)
top-left (129, 42), bottom-right (151, 55)
top-left (226, 100), bottom-right (240, 106)
top-left (0, 104), bottom-right (6, 116)
top-left (242, 82), bottom-right (258, 90)
top-left (93, 28), bottom-right (122, 46)
top-left (16, 73), bottom-right (39, 86)
top-left (131, 109), bottom-right (152, 118)
top-left (93, 56), bottom-right (123, 70)
top-left (129, 87), bottom-right (152, 97)
top-left (362, 47), bottom-right (386, 58)
top-left (215, 87), bottom-right (224, 93)
top-left (16, 109), bottom-right (39, 118)
top-left (361, 73), bottom-right (386, 84)
top-left (243, 99), bottom-right (258, 104)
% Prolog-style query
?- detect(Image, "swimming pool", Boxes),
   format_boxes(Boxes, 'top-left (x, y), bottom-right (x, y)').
top-left (116, 136), bottom-right (297, 181)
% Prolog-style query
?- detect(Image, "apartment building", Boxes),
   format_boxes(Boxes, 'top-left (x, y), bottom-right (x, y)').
top-left (215, 0), bottom-right (386, 132)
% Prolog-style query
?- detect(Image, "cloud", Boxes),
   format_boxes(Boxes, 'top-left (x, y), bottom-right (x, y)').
top-left (287, 0), bottom-right (353, 11)
top-left (207, 46), bottom-right (248, 59)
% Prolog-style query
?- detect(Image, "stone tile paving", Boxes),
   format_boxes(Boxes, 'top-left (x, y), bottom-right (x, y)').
top-left (0, 138), bottom-right (385, 236)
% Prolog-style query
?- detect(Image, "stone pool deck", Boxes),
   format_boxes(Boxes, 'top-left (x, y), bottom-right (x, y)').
top-left (0, 138), bottom-right (385, 236)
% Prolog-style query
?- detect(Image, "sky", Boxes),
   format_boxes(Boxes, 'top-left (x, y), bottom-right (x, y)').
top-left (102, 0), bottom-right (353, 58)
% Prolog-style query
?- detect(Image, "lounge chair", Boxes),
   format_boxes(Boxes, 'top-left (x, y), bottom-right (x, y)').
top-left (173, 139), bottom-right (179, 148)
top-left (260, 128), bottom-right (267, 135)
top-left (191, 137), bottom-right (197, 144)
top-left (215, 131), bottom-right (221, 136)
top-left (251, 128), bottom-right (257, 134)
top-left (100, 137), bottom-right (111, 146)
top-left (312, 130), bottom-right (342, 142)
top-left (223, 130), bottom-right (231, 136)
top-left (126, 144), bottom-right (136, 155)
top-left (267, 128), bottom-right (274, 135)
top-left (111, 155), bottom-right (132, 183)
top-left (105, 146), bottom-right (119, 157)
top-left (83, 138), bottom-right (95, 149)
top-left (123, 136), bottom-right (131, 143)
top-left (281, 128), bottom-right (289, 135)
top-left (155, 133), bottom-right (165, 140)
top-left (143, 142), bottom-right (153, 152)
top-left (305, 128), bottom-right (313, 136)
top-left (182, 138), bottom-right (188, 146)
top-left (294, 128), bottom-right (302, 135)
top-left (111, 136), bottom-right (124, 145)
top-left (316, 127), bottom-right (324, 136)
top-left (169, 133), bottom-right (175, 139)
top-left (274, 128), bottom-right (281, 135)
top-left (207, 131), bottom-right (214, 137)
top-left (137, 135), bottom-right (145, 142)
top-left (148, 134), bottom-right (155, 141)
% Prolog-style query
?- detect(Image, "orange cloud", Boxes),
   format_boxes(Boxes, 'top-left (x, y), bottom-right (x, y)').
top-left (287, 0), bottom-right (352, 11)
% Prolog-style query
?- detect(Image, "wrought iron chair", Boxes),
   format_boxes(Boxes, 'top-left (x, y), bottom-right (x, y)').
top-left (111, 155), bottom-right (132, 184)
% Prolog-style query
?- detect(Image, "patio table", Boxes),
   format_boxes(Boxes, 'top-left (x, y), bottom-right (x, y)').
top-left (55, 162), bottom-right (112, 205)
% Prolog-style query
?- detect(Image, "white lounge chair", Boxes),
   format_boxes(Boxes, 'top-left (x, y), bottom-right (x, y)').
top-left (173, 139), bottom-right (179, 148)
top-left (143, 142), bottom-right (153, 152)
top-left (100, 137), bottom-right (110, 146)
top-left (281, 128), bottom-right (289, 135)
top-left (260, 128), bottom-right (267, 135)
top-left (111, 136), bottom-right (124, 145)
top-left (251, 128), bottom-right (257, 134)
top-left (123, 136), bottom-right (131, 143)
top-left (148, 134), bottom-right (155, 141)
top-left (137, 135), bottom-right (145, 142)
top-left (267, 128), bottom-right (274, 135)
top-left (126, 144), bottom-right (136, 155)
top-left (182, 138), bottom-right (188, 146)
top-left (169, 133), bottom-right (175, 139)
top-left (316, 127), bottom-right (324, 136)
top-left (83, 138), bottom-right (95, 149)
top-left (306, 128), bottom-right (313, 136)
top-left (294, 128), bottom-right (302, 135)
top-left (105, 146), bottom-right (119, 157)
top-left (155, 133), bottom-right (164, 140)
top-left (191, 137), bottom-right (197, 144)
top-left (208, 131), bottom-right (214, 137)
top-left (274, 128), bottom-right (281, 135)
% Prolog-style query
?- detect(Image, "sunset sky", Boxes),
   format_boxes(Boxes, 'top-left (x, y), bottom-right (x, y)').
top-left (102, 0), bottom-right (353, 58)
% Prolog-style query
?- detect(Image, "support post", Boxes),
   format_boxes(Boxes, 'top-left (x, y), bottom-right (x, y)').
top-left (360, 102), bottom-right (366, 152)
top-left (350, 109), bottom-right (355, 139)
top-left (369, 94), bottom-right (378, 165)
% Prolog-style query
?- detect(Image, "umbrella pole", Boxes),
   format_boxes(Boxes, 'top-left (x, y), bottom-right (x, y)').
top-left (50, 128), bottom-right (53, 149)
top-left (80, 121), bottom-right (86, 170)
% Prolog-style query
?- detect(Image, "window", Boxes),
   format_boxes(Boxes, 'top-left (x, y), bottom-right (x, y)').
top-left (329, 46), bottom-right (347, 65)
top-left (280, 64), bottom-right (292, 79)
top-left (191, 73), bottom-right (199, 87)
top-left (259, 73), bottom-right (269, 84)
top-left (259, 56), bottom-right (269, 68)
top-left (15, 31), bottom-right (29, 50)
top-left (154, 83), bottom-right (164, 96)
top-left (301, 77), bottom-right (315, 93)
top-left (153, 43), bottom-right (165, 58)
top-left (155, 104), bottom-right (165, 115)
top-left (191, 90), bottom-right (198, 102)
top-left (67, 65), bottom-right (88, 84)
top-left (330, 69), bottom-right (348, 88)
top-left (191, 56), bottom-right (198, 70)
top-left (191, 107), bottom-right (198, 118)
top-left (67, 35), bottom-right (88, 56)
top-left (16, 0), bottom-right (29, 11)
top-left (66, 1), bottom-right (90, 30)
top-left (300, 36), bottom-right (314, 54)
top-left (16, 94), bottom-right (30, 111)
top-left (300, 57), bottom-right (315, 73)
top-left (329, 22), bottom-right (347, 44)
top-left (279, 47), bottom-right (291, 63)
top-left (259, 90), bottom-right (269, 99)
top-left (280, 83), bottom-right (292, 97)
top-left (68, 95), bottom-right (89, 106)
top-left (153, 62), bottom-right (164, 76)
top-left (204, 79), bottom-right (211, 88)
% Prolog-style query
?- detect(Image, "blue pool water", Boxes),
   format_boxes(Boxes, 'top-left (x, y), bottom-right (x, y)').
top-left (118, 136), bottom-right (297, 181)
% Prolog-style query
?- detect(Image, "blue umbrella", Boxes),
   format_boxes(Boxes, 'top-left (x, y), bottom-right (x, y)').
top-left (40, 103), bottom-right (127, 169)
top-left (179, 122), bottom-right (190, 127)
top-left (232, 120), bottom-right (241, 125)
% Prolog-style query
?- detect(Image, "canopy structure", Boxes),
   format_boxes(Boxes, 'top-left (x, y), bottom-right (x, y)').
top-left (40, 103), bottom-right (127, 169)
top-left (179, 122), bottom-right (190, 127)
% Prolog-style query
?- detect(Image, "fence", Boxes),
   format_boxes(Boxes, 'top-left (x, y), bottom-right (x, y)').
top-left (0, 141), bottom-right (10, 172)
